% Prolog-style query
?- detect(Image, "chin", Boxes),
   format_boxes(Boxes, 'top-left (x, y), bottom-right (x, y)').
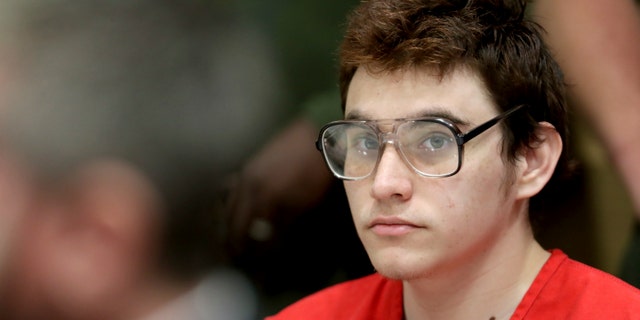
top-left (361, 234), bottom-right (445, 280)
top-left (368, 251), bottom-right (434, 281)
top-left (375, 263), bottom-right (430, 281)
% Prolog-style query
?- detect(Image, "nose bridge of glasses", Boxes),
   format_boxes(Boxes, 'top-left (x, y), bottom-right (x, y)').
top-left (380, 131), bottom-right (399, 145)
top-left (373, 130), bottom-right (418, 181)
top-left (376, 129), bottom-right (413, 172)
top-left (373, 120), bottom-right (399, 145)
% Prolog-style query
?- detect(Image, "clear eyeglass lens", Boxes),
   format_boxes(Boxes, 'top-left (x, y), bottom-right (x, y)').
top-left (321, 123), bottom-right (379, 179)
top-left (396, 121), bottom-right (459, 176)
top-left (321, 121), bottom-right (460, 179)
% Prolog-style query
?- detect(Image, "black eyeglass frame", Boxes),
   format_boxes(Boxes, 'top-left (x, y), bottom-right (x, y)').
top-left (315, 104), bottom-right (526, 180)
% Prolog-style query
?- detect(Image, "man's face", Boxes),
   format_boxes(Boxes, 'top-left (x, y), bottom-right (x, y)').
top-left (344, 66), bottom-right (522, 280)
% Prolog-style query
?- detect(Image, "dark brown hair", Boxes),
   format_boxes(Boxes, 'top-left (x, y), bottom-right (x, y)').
top-left (339, 0), bottom-right (570, 181)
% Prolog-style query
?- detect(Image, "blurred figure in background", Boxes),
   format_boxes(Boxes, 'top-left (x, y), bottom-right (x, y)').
top-left (0, 0), bottom-right (281, 318)
top-left (221, 0), bottom-right (373, 315)
top-left (532, 0), bottom-right (640, 287)
top-left (0, 143), bottom-right (32, 289)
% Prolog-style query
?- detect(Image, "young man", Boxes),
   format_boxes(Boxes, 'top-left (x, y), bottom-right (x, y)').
top-left (268, 0), bottom-right (640, 319)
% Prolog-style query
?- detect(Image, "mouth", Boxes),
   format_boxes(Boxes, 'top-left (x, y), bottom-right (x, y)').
top-left (368, 217), bottom-right (421, 236)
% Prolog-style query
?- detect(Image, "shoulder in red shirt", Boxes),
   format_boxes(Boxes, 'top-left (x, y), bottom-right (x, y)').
top-left (513, 249), bottom-right (640, 319)
top-left (268, 250), bottom-right (640, 319)
top-left (266, 273), bottom-right (403, 320)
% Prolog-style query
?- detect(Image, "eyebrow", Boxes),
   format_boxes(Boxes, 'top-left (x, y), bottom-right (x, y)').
top-left (345, 107), bottom-right (470, 126)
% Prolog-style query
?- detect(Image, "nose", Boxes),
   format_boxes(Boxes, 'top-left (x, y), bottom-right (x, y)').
top-left (370, 143), bottom-right (413, 201)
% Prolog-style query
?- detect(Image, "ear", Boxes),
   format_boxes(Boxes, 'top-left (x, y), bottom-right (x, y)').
top-left (515, 122), bottom-right (563, 199)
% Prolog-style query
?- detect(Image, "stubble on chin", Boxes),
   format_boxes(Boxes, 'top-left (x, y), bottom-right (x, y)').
top-left (368, 252), bottom-right (436, 281)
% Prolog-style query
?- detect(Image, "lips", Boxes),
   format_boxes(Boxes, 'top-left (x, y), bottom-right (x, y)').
top-left (368, 217), bottom-right (421, 236)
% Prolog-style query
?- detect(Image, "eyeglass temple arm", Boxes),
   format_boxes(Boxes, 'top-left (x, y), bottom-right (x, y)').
top-left (458, 104), bottom-right (526, 144)
top-left (315, 126), bottom-right (329, 151)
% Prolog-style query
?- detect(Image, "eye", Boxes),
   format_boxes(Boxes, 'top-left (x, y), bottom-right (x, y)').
top-left (352, 134), bottom-right (379, 151)
top-left (421, 133), bottom-right (452, 151)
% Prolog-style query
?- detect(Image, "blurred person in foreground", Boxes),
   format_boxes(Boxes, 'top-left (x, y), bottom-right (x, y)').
top-left (269, 0), bottom-right (640, 319)
top-left (0, 1), bottom-right (281, 319)
top-left (532, 0), bottom-right (640, 288)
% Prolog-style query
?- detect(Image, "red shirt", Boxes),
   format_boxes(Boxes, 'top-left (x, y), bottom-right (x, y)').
top-left (268, 250), bottom-right (640, 319)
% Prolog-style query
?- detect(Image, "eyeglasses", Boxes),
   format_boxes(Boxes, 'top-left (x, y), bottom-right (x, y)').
top-left (315, 105), bottom-right (525, 180)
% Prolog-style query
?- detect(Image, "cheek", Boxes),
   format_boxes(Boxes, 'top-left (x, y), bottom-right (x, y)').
top-left (459, 137), bottom-right (512, 196)
top-left (343, 182), bottom-right (366, 209)
top-left (435, 156), bottom-right (510, 225)
top-left (343, 181), bottom-right (376, 231)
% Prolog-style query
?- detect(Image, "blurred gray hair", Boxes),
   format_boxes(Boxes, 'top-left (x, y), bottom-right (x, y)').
top-left (0, 0), bottom-right (283, 184)
top-left (0, 0), bottom-right (285, 274)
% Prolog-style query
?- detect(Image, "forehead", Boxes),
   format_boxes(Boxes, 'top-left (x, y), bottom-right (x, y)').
top-left (345, 66), bottom-right (497, 123)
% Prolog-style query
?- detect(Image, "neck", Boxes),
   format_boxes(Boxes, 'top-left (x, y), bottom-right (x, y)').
top-left (402, 209), bottom-right (550, 320)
